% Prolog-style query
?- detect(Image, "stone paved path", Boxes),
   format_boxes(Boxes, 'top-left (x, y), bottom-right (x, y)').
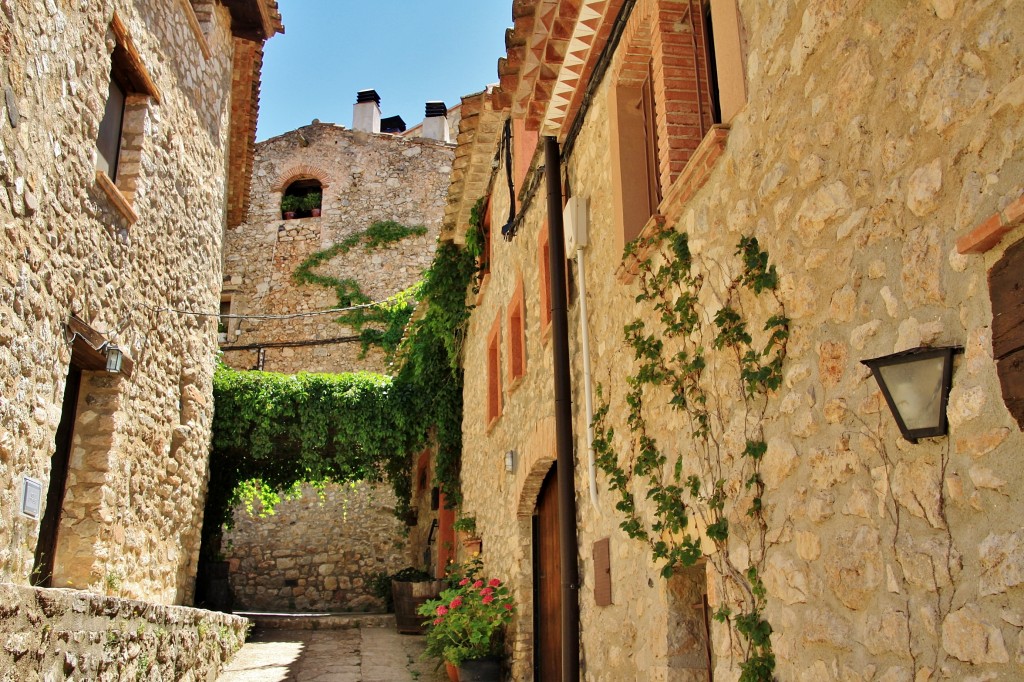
top-left (218, 620), bottom-right (446, 682)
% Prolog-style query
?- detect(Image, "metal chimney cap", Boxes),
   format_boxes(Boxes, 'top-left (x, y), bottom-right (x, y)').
top-left (356, 89), bottom-right (381, 105)
top-left (425, 101), bottom-right (447, 118)
top-left (380, 115), bottom-right (407, 133)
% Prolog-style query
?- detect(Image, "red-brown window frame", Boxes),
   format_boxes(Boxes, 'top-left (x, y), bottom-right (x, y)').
top-left (486, 313), bottom-right (503, 428)
top-left (507, 275), bottom-right (526, 389)
top-left (539, 227), bottom-right (552, 342)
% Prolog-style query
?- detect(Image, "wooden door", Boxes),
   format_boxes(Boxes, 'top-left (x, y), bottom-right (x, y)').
top-left (32, 366), bottom-right (81, 586)
top-left (534, 464), bottom-right (562, 682)
top-left (990, 237), bottom-right (1024, 427)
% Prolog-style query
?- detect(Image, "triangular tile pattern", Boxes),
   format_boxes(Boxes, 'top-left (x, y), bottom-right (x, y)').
top-left (542, 0), bottom-right (613, 135)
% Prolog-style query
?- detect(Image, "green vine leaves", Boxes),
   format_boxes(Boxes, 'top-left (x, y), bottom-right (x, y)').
top-left (593, 229), bottom-right (788, 681)
top-left (206, 233), bottom-right (479, 559)
top-left (291, 220), bottom-right (428, 356)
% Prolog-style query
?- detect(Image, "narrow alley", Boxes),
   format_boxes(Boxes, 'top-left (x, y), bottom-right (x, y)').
top-left (219, 615), bottom-right (445, 682)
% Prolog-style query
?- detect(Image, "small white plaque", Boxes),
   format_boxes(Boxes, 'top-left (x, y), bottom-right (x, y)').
top-left (22, 477), bottom-right (42, 519)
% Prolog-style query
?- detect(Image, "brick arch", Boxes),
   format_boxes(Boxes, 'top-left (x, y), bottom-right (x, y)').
top-left (516, 415), bottom-right (557, 516)
top-left (271, 164), bottom-right (333, 192)
top-left (509, 415), bottom-right (557, 682)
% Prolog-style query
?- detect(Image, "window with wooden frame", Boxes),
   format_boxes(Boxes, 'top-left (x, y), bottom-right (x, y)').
top-left (539, 227), bottom-right (552, 339)
top-left (608, 0), bottom-right (746, 258)
top-left (486, 313), bottom-right (503, 427)
top-left (95, 14), bottom-right (161, 224)
top-left (178, 0), bottom-right (213, 59)
top-left (507, 275), bottom-right (526, 388)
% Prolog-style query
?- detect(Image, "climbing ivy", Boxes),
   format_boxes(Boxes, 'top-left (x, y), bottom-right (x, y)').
top-left (594, 228), bottom-right (788, 681)
top-left (291, 220), bottom-right (428, 356)
top-left (393, 240), bottom-right (479, 505)
top-left (205, 368), bottom-right (417, 532)
top-left (204, 230), bottom-right (479, 557)
top-left (464, 197), bottom-right (487, 276)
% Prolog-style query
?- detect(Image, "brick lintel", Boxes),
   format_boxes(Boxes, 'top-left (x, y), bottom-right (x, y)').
top-left (957, 192), bottom-right (1024, 254)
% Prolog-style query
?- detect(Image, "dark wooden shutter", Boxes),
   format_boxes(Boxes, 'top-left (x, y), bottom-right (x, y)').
top-left (989, 238), bottom-right (1024, 428)
top-left (593, 538), bottom-right (612, 607)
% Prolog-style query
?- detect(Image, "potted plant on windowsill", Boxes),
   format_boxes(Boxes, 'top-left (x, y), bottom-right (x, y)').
top-left (419, 558), bottom-right (514, 682)
top-left (280, 194), bottom-right (301, 219)
top-left (302, 191), bottom-right (322, 217)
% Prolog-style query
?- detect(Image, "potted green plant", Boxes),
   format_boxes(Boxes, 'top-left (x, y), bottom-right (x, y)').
top-left (391, 566), bottom-right (444, 634)
top-left (419, 558), bottom-right (514, 682)
top-left (453, 515), bottom-right (482, 556)
top-left (280, 194), bottom-right (301, 219)
top-left (302, 191), bottom-right (322, 217)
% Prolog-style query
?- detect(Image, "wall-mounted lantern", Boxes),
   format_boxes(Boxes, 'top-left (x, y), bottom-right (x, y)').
top-left (860, 346), bottom-right (963, 443)
top-left (104, 344), bottom-right (124, 374)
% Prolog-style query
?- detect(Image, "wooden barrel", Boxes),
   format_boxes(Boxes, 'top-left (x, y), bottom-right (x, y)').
top-left (392, 579), bottom-right (444, 634)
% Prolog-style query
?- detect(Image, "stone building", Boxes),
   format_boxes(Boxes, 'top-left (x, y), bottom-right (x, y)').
top-left (220, 92), bottom-right (456, 374)
top-left (219, 93), bottom-right (457, 611)
top-left (445, 1), bottom-right (1024, 680)
top-left (0, 0), bottom-right (281, 604)
top-left (0, 0), bottom-right (281, 677)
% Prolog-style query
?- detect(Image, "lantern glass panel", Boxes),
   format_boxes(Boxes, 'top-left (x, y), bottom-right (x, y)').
top-left (105, 346), bottom-right (123, 374)
top-left (876, 355), bottom-right (945, 431)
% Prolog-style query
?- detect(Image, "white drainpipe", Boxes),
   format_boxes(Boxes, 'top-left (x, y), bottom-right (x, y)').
top-left (564, 197), bottom-right (600, 512)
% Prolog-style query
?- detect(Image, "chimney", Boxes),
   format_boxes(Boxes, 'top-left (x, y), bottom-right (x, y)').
top-left (353, 89), bottom-right (381, 133)
top-left (421, 101), bottom-right (450, 142)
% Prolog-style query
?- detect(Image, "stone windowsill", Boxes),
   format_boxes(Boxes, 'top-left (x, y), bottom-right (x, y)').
top-left (617, 125), bottom-right (730, 284)
top-left (176, 0), bottom-right (211, 60)
top-left (280, 214), bottom-right (322, 222)
top-left (507, 373), bottom-right (524, 395)
top-left (95, 170), bottom-right (139, 225)
top-left (616, 214), bottom-right (667, 284)
top-left (485, 412), bottom-right (501, 435)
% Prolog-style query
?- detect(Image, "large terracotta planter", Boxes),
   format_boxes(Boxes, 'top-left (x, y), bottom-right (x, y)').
top-left (457, 657), bottom-right (501, 681)
top-left (392, 579), bottom-right (444, 634)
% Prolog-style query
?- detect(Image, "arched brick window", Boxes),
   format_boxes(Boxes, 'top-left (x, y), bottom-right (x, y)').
top-left (280, 178), bottom-right (322, 219)
top-left (990, 237), bottom-right (1024, 428)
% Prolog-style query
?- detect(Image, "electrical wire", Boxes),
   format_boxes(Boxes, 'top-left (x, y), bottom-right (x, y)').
top-left (139, 298), bottom-right (395, 322)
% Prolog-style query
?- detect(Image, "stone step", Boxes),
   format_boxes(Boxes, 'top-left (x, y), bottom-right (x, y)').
top-left (238, 611), bottom-right (396, 631)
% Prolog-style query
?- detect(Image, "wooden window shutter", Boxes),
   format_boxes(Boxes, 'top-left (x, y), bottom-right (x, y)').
top-left (989, 238), bottom-right (1024, 428)
top-left (593, 538), bottom-right (612, 607)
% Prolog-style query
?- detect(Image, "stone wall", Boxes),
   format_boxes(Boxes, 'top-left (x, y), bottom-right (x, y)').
top-left (457, 1), bottom-right (1024, 680)
top-left (220, 123), bottom-right (454, 374)
top-left (216, 116), bottom-right (453, 612)
top-left (222, 483), bottom-right (410, 613)
top-left (0, 0), bottom-right (274, 605)
top-left (0, 583), bottom-right (248, 681)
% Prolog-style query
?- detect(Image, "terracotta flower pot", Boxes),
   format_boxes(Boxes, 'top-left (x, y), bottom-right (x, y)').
top-left (444, 660), bottom-right (460, 681)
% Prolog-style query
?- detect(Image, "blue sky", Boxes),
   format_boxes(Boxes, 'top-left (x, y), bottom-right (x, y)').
top-left (256, 1), bottom-right (512, 141)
